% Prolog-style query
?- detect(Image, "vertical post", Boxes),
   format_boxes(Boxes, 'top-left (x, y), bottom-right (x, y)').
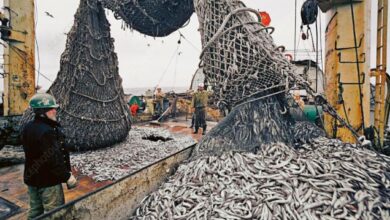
top-left (294, 0), bottom-right (297, 60)
top-left (374, 0), bottom-right (388, 146)
top-left (324, 0), bottom-right (371, 143)
top-left (2, 0), bottom-right (35, 116)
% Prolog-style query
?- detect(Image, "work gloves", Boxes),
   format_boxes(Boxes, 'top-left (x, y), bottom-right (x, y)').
top-left (66, 173), bottom-right (77, 189)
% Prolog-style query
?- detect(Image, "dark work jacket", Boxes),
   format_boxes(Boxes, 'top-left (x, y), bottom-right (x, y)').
top-left (21, 115), bottom-right (71, 187)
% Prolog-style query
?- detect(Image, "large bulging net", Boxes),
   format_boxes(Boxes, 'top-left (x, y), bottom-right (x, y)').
top-left (196, 0), bottom-right (293, 109)
top-left (21, 0), bottom-right (132, 151)
top-left (102, 0), bottom-right (194, 37)
top-left (193, 0), bottom-right (324, 156)
top-left (52, 0), bottom-right (131, 150)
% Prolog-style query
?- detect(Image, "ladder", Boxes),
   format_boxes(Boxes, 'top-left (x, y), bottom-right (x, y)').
top-left (374, 0), bottom-right (388, 147)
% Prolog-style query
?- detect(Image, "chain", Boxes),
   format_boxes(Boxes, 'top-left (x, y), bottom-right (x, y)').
top-left (296, 78), bottom-right (361, 141)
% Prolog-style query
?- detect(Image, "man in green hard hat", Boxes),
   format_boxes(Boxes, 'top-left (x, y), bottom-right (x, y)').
top-left (21, 93), bottom-right (77, 219)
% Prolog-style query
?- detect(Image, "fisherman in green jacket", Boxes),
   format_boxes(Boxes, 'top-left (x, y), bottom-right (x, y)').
top-left (192, 83), bottom-right (209, 135)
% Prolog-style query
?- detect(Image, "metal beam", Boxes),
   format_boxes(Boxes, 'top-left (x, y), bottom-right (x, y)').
top-left (2, 0), bottom-right (35, 116)
top-left (324, 0), bottom-right (371, 143)
top-left (318, 0), bottom-right (363, 12)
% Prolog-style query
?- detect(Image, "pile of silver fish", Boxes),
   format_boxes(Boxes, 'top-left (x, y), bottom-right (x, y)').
top-left (0, 145), bottom-right (25, 166)
top-left (71, 126), bottom-right (195, 181)
top-left (131, 137), bottom-right (390, 219)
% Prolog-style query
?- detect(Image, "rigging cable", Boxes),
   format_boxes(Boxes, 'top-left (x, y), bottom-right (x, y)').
top-left (349, 0), bottom-right (366, 131)
top-left (35, 0), bottom-right (42, 90)
top-left (315, 19), bottom-right (318, 93)
top-left (156, 42), bottom-right (180, 87)
top-left (172, 50), bottom-right (181, 89)
top-left (294, 0), bottom-right (297, 60)
top-left (319, 14), bottom-right (326, 91)
top-left (178, 31), bottom-right (200, 52)
top-left (5, 42), bottom-right (53, 83)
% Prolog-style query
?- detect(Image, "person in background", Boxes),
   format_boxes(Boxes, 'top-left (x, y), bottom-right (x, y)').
top-left (170, 92), bottom-right (178, 118)
top-left (21, 93), bottom-right (77, 219)
top-left (139, 96), bottom-right (146, 112)
top-left (130, 103), bottom-right (139, 116)
top-left (293, 91), bottom-right (305, 109)
top-left (187, 89), bottom-right (195, 128)
top-left (155, 87), bottom-right (165, 115)
top-left (192, 83), bottom-right (209, 135)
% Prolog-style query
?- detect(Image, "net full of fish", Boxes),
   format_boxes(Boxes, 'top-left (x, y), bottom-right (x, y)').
top-left (131, 138), bottom-right (390, 219)
top-left (71, 127), bottom-right (195, 182)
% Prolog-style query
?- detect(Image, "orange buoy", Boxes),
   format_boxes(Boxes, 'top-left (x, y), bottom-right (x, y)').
top-left (259, 11), bottom-right (271, 26)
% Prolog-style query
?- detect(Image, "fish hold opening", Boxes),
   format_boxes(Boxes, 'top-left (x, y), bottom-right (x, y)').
top-left (142, 135), bottom-right (173, 142)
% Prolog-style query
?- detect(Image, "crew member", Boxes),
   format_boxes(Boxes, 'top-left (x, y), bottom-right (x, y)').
top-left (21, 93), bottom-right (77, 219)
top-left (192, 83), bottom-right (209, 135)
top-left (155, 87), bottom-right (165, 115)
top-left (130, 103), bottom-right (139, 116)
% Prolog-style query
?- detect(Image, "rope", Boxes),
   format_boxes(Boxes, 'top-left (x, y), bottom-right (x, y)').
top-left (63, 109), bottom-right (125, 122)
top-left (349, 0), bottom-right (366, 130)
top-left (71, 90), bottom-right (119, 103)
top-left (294, 0), bottom-right (297, 60)
top-left (156, 44), bottom-right (180, 86)
top-left (200, 7), bottom-right (262, 58)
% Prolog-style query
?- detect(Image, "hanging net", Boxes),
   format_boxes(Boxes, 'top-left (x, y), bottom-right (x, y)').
top-left (193, 0), bottom-right (316, 155)
top-left (21, 0), bottom-right (132, 151)
top-left (192, 0), bottom-right (363, 156)
top-left (195, 0), bottom-right (295, 109)
top-left (102, 0), bottom-right (194, 37)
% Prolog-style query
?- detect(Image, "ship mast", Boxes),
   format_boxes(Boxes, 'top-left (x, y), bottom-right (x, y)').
top-left (0, 0), bottom-right (35, 116)
top-left (321, 0), bottom-right (371, 143)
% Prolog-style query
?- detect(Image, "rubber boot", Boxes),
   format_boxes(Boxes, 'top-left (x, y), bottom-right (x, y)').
top-left (189, 114), bottom-right (194, 128)
top-left (193, 127), bottom-right (199, 134)
top-left (202, 125), bottom-right (207, 135)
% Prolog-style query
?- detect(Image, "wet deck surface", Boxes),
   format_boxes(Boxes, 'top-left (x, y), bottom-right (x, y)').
top-left (0, 165), bottom-right (111, 219)
top-left (0, 118), bottom-right (214, 219)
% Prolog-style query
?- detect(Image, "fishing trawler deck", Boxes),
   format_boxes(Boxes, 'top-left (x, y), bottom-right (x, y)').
top-left (0, 118), bottom-right (217, 219)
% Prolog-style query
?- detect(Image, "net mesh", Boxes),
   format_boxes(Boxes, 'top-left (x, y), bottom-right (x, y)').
top-left (102, 0), bottom-right (194, 37)
top-left (193, 1), bottom-right (356, 142)
top-left (195, 0), bottom-right (297, 110)
top-left (21, 0), bottom-right (132, 151)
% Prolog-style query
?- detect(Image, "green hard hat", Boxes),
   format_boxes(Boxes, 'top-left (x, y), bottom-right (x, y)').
top-left (29, 93), bottom-right (59, 109)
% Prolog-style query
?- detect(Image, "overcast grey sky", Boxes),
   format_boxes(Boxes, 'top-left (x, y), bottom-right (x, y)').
top-left (1, 0), bottom-right (389, 90)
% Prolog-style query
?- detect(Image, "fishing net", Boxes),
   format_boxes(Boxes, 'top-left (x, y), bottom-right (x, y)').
top-left (195, 0), bottom-right (292, 109)
top-left (193, 0), bottom-right (327, 155)
top-left (21, 0), bottom-right (132, 151)
top-left (102, 0), bottom-right (194, 37)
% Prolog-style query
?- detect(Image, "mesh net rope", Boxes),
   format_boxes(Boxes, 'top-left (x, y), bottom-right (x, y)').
top-left (193, 0), bottom-right (358, 142)
top-left (21, 0), bottom-right (131, 151)
top-left (101, 0), bottom-right (194, 37)
top-left (193, 0), bottom-right (329, 156)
